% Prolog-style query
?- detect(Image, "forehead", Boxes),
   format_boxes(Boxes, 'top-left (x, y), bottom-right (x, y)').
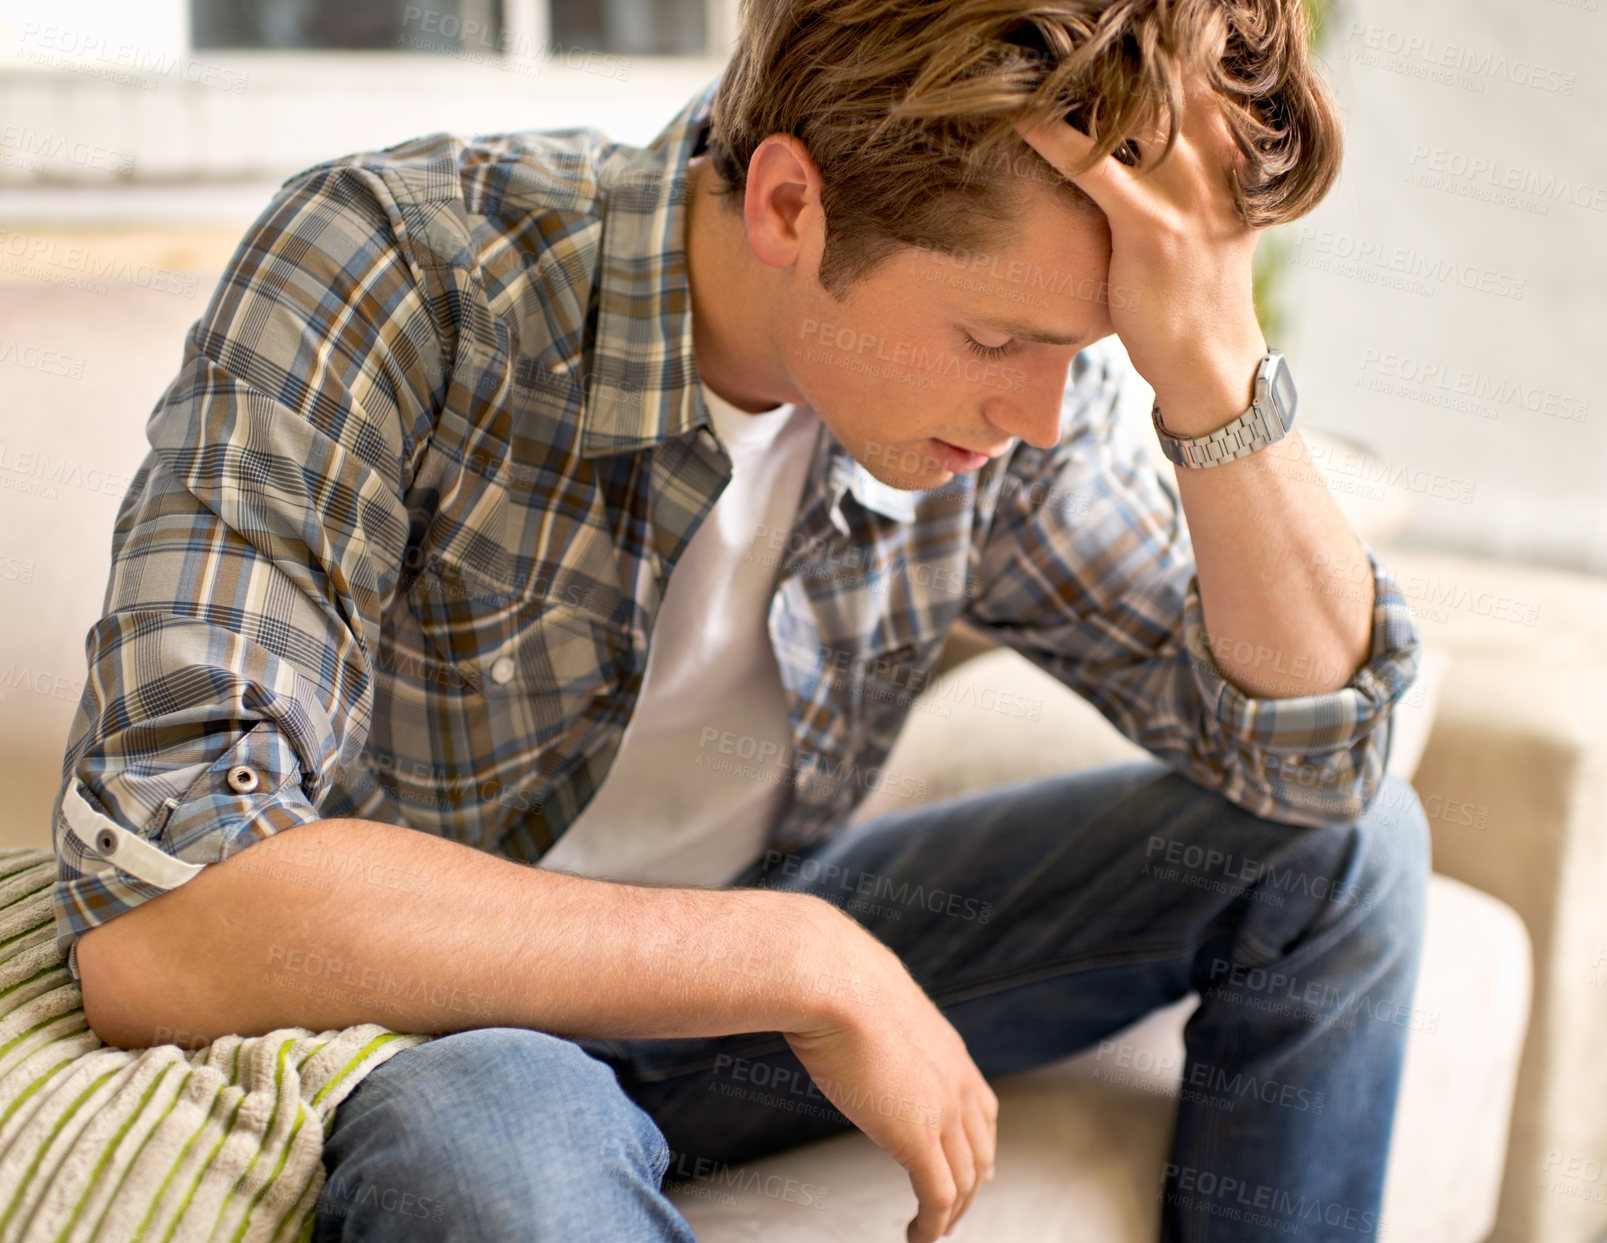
top-left (1009, 166), bottom-right (1107, 231)
top-left (912, 175), bottom-right (1110, 273)
top-left (973, 133), bottom-right (1104, 214)
top-left (881, 180), bottom-right (1112, 338)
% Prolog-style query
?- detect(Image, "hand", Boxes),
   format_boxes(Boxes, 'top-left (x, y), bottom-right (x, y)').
top-left (1013, 83), bottom-right (1269, 434)
top-left (782, 901), bottom-right (997, 1242)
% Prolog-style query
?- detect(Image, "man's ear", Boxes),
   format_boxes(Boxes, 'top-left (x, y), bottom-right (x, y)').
top-left (743, 134), bottom-right (825, 271)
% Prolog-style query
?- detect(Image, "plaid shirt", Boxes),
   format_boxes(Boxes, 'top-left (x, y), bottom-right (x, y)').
top-left (51, 77), bottom-right (1421, 981)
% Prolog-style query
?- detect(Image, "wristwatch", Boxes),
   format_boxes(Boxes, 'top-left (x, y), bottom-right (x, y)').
top-left (1151, 349), bottom-right (1298, 469)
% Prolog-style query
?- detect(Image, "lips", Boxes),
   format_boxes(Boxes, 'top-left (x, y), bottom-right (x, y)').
top-left (926, 439), bottom-right (991, 472)
top-left (937, 440), bottom-right (1012, 459)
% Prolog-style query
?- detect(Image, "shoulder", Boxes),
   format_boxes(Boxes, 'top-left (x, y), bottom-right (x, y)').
top-left (233, 128), bottom-right (623, 374)
top-left (266, 128), bottom-right (616, 282)
top-left (285, 126), bottom-right (616, 211)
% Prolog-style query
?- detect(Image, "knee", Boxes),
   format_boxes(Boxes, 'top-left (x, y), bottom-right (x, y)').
top-left (1290, 773), bottom-right (1430, 965)
top-left (408, 1026), bottom-right (667, 1170)
top-left (1352, 772), bottom-right (1431, 924)
top-left (322, 1027), bottom-right (674, 1238)
top-left (1227, 773), bottom-right (1429, 972)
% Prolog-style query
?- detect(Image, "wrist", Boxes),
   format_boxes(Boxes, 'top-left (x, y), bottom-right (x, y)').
top-left (1150, 336), bottom-right (1268, 439)
top-left (775, 892), bottom-right (887, 1035)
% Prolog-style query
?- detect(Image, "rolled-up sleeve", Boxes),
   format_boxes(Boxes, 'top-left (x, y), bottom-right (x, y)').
top-left (52, 163), bottom-right (447, 981)
top-left (964, 344), bottom-right (1421, 829)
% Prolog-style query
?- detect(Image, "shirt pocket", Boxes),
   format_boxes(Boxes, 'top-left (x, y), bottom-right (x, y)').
top-left (403, 554), bottom-right (633, 758)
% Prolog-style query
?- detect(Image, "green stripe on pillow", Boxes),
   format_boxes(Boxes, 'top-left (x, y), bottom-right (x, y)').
top-left (0, 849), bottom-right (433, 1242)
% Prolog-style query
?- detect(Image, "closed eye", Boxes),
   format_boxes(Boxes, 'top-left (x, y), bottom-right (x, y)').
top-left (964, 334), bottom-right (1017, 360)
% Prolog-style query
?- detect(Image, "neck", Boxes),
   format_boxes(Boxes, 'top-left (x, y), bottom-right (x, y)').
top-left (684, 157), bottom-right (800, 414)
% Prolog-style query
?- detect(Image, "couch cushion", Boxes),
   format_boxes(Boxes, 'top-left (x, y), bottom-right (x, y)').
top-left (1375, 548), bottom-right (1607, 666)
top-left (669, 875), bottom-right (1530, 1243)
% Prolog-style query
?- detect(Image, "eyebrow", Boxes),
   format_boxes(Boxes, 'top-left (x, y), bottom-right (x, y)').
top-left (980, 319), bottom-right (1088, 347)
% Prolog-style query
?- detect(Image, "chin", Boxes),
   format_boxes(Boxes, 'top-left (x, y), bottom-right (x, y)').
top-left (810, 401), bottom-right (956, 490)
top-left (853, 452), bottom-right (949, 492)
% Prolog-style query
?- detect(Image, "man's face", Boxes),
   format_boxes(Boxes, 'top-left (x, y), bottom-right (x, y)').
top-left (783, 180), bottom-right (1116, 490)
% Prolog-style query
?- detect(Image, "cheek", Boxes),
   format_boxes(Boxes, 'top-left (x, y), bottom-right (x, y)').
top-left (800, 354), bottom-right (929, 456)
top-left (792, 320), bottom-right (952, 425)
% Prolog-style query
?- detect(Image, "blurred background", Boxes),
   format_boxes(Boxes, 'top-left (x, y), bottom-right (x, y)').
top-left (0, 5), bottom-right (1603, 1239)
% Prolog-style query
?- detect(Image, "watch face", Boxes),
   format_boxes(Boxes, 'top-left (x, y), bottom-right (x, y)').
top-left (1266, 356), bottom-right (1298, 429)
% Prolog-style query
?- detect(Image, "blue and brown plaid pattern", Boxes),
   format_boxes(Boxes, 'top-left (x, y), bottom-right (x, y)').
top-left (50, 76), bottom-right (1421, 978)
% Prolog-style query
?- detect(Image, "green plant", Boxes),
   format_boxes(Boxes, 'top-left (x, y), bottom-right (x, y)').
top-left (1253, 0), bottom-right (1338, 348)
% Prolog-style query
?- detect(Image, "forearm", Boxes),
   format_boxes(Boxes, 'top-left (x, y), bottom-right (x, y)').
top-left (77, 816), bottom-right (849, 1050)
top-left (1173, 429), bottom-right (1372, 698)
top-left (1157, 345), bottom-right (1373, 701)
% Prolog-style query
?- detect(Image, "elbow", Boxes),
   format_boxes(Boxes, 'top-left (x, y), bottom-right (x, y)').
top-left (1256, 751), bottom-right (1380, 830)
top-left (1300, 770), bottom-right (1383, 829)
top-left (77, 919), bottom-right (159, 1049)
top-left (76, 908), bottom-right (221, 1052)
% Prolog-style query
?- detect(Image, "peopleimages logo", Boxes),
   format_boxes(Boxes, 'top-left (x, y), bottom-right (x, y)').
top-left (398, 6), bottom-right (633, 81)
top-left (0, 338), bottom-right (86, 380)
top-left (1292, 226), bottom-right (1526, 302)
top-left (910, 238), bottom-right (1142, 310)
top-left (0, 125), bottom-right (133, 175)
top-left (1407, 145), bottom-right (1607, 215)
top-left (1161, 1165), bottom-right (1388, 1237)
top-left (0, 229), bottom-right (200, 298)
top-left (1356, 348), bottom-right (1590, 423)
top-left (15, 23), bottom-right (251, 93)
top-left (1342, 23), bottom-right (1577, 96)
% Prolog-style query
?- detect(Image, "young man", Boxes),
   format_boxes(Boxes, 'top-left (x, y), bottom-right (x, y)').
top-left (56, 1), bottom-right (1426, 1240)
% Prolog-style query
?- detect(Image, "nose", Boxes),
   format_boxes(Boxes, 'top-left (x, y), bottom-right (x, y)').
top-left (981, 357), bottom-right (1073, 451)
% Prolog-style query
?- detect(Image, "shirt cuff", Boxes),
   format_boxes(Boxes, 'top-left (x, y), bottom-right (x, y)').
top-left (52, 720), bottom-right (323, 982)
top-left (1179, 543), bottom-right (1422, 822)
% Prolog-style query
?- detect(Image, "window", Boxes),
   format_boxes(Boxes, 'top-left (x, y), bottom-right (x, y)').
top-left (192, 0), bottom-right (711, 55)
top-left (192, 0), bottom-right (502, 51)
top-left (551, 0), bottom-right (705, 56)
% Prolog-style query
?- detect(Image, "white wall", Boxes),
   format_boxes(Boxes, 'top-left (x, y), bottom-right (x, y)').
top-left (1279, 0), bottom-right (1607, 574)
top-left (0, 56), bottom-right (729, 188)
top-left (0, 0), bottom-right (726, 185)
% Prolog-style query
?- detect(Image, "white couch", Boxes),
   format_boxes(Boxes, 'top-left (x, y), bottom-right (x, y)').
top-left (5, 233), bottom-right (1602, 1242)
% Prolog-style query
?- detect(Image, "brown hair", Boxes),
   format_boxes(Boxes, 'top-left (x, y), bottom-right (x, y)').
top-left (706, 0), bottom-right (1342, 297)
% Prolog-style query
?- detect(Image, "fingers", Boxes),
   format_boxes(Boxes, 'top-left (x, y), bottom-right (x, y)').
top-left (964, 1080), bottom-right (999, 1183)
top-left (1177, 77), bottom-right (1240, 162)
top-left (1012, 118), bottom-right (1144, 219)
top-left (941, 1079), bottom-right (997, 1235)
top-left (905, 1146), bottom-right (959, 1243)
top-left (939, 1118), bottom-right (979, 1236)
top-left (903, 1087), bottom-right (983, 1242)
top-left (1014, 89), bottom-right (1241, 221)
top-left (905, 1074), bottom-right (995, 1241)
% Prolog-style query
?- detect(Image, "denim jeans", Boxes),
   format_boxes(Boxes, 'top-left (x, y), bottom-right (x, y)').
top-left (313, 760), bottom-right (1429, 1242)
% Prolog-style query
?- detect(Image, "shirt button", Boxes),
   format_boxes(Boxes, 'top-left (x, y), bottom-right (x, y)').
top-left (226, 765), bottom-right (260, 794)
top-left (94, 827), bottom-right (118, 856)
top-left (697, 427), bottom-right (719, 453)
top-left (490, 656), bottom-right (517, 685)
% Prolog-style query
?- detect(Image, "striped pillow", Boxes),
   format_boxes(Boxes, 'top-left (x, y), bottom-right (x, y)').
top-left (0, 848), bottom-right (431, 1242)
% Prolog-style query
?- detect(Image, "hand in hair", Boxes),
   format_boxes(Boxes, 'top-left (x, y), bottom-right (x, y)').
top-left (1013, 82), bottom-right (1273, 437)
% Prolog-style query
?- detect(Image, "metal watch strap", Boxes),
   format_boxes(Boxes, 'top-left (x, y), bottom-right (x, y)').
top-left (1151, 350), bottom-right (1296, 469)
top-left (1151, 400), bottom-right (1279, 468)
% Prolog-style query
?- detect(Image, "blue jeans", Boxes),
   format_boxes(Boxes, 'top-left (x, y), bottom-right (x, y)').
top-left (313, 760), bottom-right (1429, 1242)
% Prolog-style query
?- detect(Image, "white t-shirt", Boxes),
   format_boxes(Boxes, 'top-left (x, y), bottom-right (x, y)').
top-left (537, 381), bottom-right (818, 886)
